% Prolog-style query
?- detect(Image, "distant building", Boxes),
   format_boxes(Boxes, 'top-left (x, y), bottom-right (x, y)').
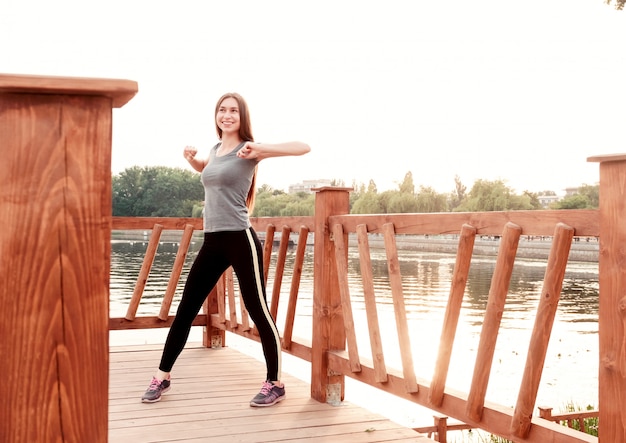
top-left (288, 179), bottom-right (333, 194)
top-left (538, 194), bottom-right (560, 208)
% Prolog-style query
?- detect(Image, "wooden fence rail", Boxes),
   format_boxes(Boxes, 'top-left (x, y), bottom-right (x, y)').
top-left (414, 409), bottom-right (600, 442)
top-left (111, 209), bottom-right (598, 442)
top-left (538, 407), bottom-right (599, 436)
top-left (323, 208), bottom-right (598, 442)
top-left (414, 414), bottom-right (473, 443)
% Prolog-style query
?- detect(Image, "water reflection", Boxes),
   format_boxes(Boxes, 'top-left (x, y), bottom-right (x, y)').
top-left (110, 239), bottom-right (599, 335)
top-left (110, 240), bottom-right (201, 316)
top-left (110, 240), bottom-right (599, 409)
top-left (345, 248), bottom-right (599, 333)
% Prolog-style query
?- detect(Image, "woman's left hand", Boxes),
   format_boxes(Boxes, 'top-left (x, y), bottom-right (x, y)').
top-left (237, 141), bottom-right (310, 160)
top-left (236, 142), bottom-right (260, 159)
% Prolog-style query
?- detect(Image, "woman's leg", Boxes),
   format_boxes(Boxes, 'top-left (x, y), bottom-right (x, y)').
top-left (229, 228), bottom-right (282, 382)
top-left (158, 233), bottom-right (229, 372)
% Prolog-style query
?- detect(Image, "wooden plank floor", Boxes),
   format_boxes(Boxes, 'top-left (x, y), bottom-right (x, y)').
top-left (109, 343), bottom-right (433, 442)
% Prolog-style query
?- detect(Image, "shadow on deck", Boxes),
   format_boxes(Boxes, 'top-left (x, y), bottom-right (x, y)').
top-left (109, 343), bottom-right (433, 443)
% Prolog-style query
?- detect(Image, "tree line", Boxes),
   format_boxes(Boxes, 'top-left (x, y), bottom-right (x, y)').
top-left (112, 166), bottom-right (599, 218)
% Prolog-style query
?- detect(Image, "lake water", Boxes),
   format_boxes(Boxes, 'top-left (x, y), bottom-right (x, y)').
top-left (109, 238), bottom-right (599, 429)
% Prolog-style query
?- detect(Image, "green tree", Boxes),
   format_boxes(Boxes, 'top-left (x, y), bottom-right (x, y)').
top-left (553, 194), bottom-right (590, 209)
top-left (551, 184), bottom-right (599, 210)
top-left (377, 190), bottom-right (396, 213)
top-left (280, 193), bottom-right (315, 216)
top-left (252, 187), bottom-right (314, 216)
top-left (448, 175), bottom-right (467, 211)
top-left (522, 190), bottom-right (542, 210)
top-left (577, 184), bottom-right (599, 208)
top-left (387, 192), bottom-right (419, 213)
top-left (112, 166), bottom-right (203, 216)
top-left (252, 186), bottom-right (285, 216)
top-left (369, 174), bottom-right (420, 214)
top-left (455, 179), bottom-right (535, 212)
top-left (416, 186), bottom-right (449, 212)
top-left (351, 193), bottom-right (384, 214)
top-left (258, 183), bottom-right (274, 194)
top-left (349, 180), bottom-right (365, 211)
top-left (351, 180), bottom-right (384, 214)
top-left (191, 204), bottom-right (204, 218)
top-left (397, 171), bottom-right (415, 194)
top-left (366, 179), bottom-right (378, 194)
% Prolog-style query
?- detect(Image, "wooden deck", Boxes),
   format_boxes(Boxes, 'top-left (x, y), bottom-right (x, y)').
top-left (109, 343), bottom-right (433, 442)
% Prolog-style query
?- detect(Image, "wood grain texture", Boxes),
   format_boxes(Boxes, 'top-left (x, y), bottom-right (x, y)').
top-left (330, 210), bottom-right (599, 237)
top-left (126, 224), bottom-right (163, 320)
top-left (0, 92), bottom-right (112, 442)
top-left (158, 224), bottom-right (194, 320)
top-left (270, 226), bottom-right (291, 320)
top-left (311, 189), bottom-right (349, 403)
top-left (282, 226), bottom-right (309, 349)
top-left (511, 223), bottom-right (574, 438)
top-left (429, 224), bottom-right (476, 406)
top-left (109, 344), bottom-right (431, 442)
top-left (597, 157), bottom-right (626, 442)
top-left (466, 222), bottom-right (521, 421)
top-left (327, 350), bottom-right (596, 443)
top-left (383, 223), bottom-right (418, 393)
top-left (0, 73), bottom-right (137, 108)
top-left (332, 222), bottom-right (362, 373)
top-left (356, 224), bottom-right (388, 383)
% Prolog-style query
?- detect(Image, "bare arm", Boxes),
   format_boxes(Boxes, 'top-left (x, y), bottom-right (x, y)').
top-left (184, 145), bottom-right (208, 172)
top-left (236, 141), bottom-right (311, 161)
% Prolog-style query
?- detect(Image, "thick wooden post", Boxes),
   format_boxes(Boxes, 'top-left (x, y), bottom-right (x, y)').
top-left (310, 187), bottom-right (351, 403)
top-left (588, 153), bottom-right (626, 443)
top-left (0, 74), bottom-right (137, 443)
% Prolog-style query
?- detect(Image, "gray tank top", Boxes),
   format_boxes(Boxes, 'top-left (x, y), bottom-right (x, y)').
top-left (201, 142), bottom-right (258, 232)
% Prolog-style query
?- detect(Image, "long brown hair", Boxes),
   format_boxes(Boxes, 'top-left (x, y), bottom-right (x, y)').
top-left (214, 93), bottom-right (257, 212)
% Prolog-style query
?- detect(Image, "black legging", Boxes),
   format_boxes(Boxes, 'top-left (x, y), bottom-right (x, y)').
top-left (159, 228), bottom-right (282, 381)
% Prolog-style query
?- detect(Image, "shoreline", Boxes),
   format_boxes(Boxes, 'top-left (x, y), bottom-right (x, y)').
top-left (113, 230), bottom-right (599, 263)
top-left (354, 234), bottom-right (599, 262)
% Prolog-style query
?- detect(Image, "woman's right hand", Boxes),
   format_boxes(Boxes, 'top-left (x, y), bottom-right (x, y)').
top-left (183, 145), bottom-right (197, 162)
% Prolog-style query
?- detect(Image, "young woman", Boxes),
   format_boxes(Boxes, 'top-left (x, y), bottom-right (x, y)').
top-left (141, 92), bottom-right (310, 407)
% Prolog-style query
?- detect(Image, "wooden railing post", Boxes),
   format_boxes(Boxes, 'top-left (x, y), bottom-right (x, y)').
top-left (203, 277), bottom-right (227, 348)
top-left (310, 187), bottom-right (351, 403)
top-left (538, 406), bottom-right (554, 421)
top-left (0, 74), bottom-right (136, 443)
top-left (588, 153), bottom-right (626, 443)
top-left (434, 415), bottom-right (449, 443)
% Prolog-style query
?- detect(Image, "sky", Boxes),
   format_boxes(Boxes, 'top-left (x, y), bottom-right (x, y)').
top-left (2, 0), bottom-right (625, 196)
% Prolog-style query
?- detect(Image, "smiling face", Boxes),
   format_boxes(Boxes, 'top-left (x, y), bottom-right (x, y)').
top-left (213, 93), bottom-right (254, 142)
top-left (216, 97), bottom-right (241, 136)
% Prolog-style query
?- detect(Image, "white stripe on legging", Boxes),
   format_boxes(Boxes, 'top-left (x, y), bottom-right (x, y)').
top-left (245, 228), bottom-right (282, 381)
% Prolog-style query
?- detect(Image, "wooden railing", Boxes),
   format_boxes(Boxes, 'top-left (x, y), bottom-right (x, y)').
top-left (110, 215), bottom-right (316, 360)
top-left (414, 414), bottom-right (473, 443)
top-left (111, 210), bottom-right (595, 442)
top-left (322, 208), bottom-right (599, 442)
top-left (538, 407), bottom-right (599, 436)
top-left (110, 154), bottom-right (626, 442)
top-left (414, 409), bottom-right (600, 442)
